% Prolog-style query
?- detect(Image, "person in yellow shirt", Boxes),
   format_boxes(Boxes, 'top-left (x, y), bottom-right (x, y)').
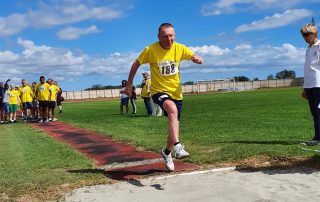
top-left (8, 84), bottom-right (20, 123)
top-left (140, 72), bottom-right (152, 116)
top-left (48, 79), bottom-right (60, 121)
top-left (125, 23), bottom-right (203, 171)
top-left (19, 79), bottom-right (34, 121)
top-left (36, 76), bottom-right (50, 123)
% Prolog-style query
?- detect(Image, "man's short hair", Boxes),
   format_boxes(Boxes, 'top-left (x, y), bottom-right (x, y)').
top-left (301, 23), bottom-right (317, 34)
top-left (40, 76), bottom-right (45, 80)
top-left (158, 23), bottom-right (174, 34)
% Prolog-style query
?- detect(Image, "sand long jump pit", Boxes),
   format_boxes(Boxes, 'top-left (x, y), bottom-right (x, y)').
top-left (61, 167), bottom-right (320, 202)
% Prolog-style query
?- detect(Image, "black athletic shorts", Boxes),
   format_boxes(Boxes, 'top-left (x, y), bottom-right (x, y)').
top-left (152, 92), bottom-right (182, 120)
top-left (39, 101), bottom-right (49, 109)
top-left (48, 101), bottom-right (56, 109)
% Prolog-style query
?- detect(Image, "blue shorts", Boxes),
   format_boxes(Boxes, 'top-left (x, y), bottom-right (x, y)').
top-left (3, 103), bottom-right (9, 114)
top-left (152, 93), bottom-right (182, 120)
top-left (22, 102), bottom-right (33, 110)
top-left (120, 97), bottom-right (129, 106)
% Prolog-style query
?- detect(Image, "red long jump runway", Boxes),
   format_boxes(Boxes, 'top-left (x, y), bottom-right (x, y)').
top-left (31, 121), bottom-right (198, 180)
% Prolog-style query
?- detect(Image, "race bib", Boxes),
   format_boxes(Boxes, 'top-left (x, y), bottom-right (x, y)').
top-left (158, 60), bottom-right (178, 76)
top-left (23, 88), bottom-right (27, 93)
top-left (40, 86), bottom-right (46, 91)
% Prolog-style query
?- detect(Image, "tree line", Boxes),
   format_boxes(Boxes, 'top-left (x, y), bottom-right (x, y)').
top-left (85, 69), bottom-right (296, 90)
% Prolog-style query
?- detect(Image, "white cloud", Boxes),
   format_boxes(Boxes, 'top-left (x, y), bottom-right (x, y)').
top-left (201, 0), bottom-right (307, 16)
top-left (0, 51), bottom-right (19, 62)
top-left (189, 43), bottom-right (305, 70)
top-left (57, 25), bottom-right (100, 40)
top-left (235, 9), bottom-right (312, 33)
top-left (0, 13), bottom-right (28, 36)
top-left (190, 45), bottom-right (230, 56)
top-left (0, 1), bottom-right (128, 36)
top-left (0, 39), bottom-right (307, 87)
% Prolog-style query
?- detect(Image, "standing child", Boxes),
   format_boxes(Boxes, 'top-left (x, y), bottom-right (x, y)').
top-left (0, 82), bottom-right (4, 123)
top-left (2, 80), bottom-right (10, 123)
top-left (8, 84), bottom-right (20, 123)
top-left (56, 82), bottom-right (64, 113)
top-left (120, 80), bottom-right (129, 115)
top-left (130, 86), bottom-right (137, 114)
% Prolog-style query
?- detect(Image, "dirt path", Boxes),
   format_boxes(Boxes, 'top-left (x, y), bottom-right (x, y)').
top-left (31, 121), bottom-right (198, 180)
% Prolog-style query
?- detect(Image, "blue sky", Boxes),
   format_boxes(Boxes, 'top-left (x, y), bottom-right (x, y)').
top-left (0, 0), bottom-right (319, 90)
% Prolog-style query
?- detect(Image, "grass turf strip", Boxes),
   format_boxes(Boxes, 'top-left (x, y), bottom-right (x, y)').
top-left (57, 87), bottom-right (320, 164)
top-left (0, 124), bottom-right (106, 200)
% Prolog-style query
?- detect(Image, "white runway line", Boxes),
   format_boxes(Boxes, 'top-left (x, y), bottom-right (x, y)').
top-left (154, 166), bottom-right (236, 180)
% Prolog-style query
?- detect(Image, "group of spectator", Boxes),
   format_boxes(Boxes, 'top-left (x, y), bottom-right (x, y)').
top-left (119, 72), bottom-right (162, 116)
top-left (0, 76), bottom-right (64, 124)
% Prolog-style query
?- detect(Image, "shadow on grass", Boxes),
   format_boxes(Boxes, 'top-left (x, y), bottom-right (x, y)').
top-left (217, 140), bottom-right (301, 145)
top-left (236, 155), bottom-right (320, 175)
top-left (110, 113), bottom-right (150, 118)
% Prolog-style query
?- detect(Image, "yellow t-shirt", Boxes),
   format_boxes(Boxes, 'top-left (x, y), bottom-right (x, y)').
top-left (141, 79), bottom-right (151, 98)
top-left (8, 90), bottom-right (20, 105)
top-left (137, 42), bottom-right (194, 100)
top-left (19, 85), bottom-right (33, 103)
top-left (49, 85), bottom-right (60, 101)
top-left (36, 83), bottom-right (50, 101)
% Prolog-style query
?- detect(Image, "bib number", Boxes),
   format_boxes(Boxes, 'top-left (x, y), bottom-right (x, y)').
top-left (158, 61), bottom-right (178, 76)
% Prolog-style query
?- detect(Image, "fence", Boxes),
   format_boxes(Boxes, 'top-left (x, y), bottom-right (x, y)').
top-left (62, 77), bottom-right (304, 100)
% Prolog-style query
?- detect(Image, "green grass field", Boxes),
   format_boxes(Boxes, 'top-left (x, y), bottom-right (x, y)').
top-left (1, 87), bottom-right (319, 200)
top-left (57, 87), bottom-right (319, 164)
top-left (0, 124), bottom-right (107, 200)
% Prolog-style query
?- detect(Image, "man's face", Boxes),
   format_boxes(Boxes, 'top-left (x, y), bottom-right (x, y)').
top-left (40, 77), bottom-right (45, 84)
top-left (302, 32), bottom-right (317, 45)
top-left (158, 26), bottom-right (175, 50)
top-left (22, 80), bottom-right (26, 86)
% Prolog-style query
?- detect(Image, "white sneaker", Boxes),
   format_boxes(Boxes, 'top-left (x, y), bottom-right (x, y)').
top-left (304, 139), bottom-right (320, 146)
top-left (48, 118), bottom-right (52, 121)
top-left (52, 118), bottom-right (57, 121)
top-left (174, 144), bottom-right (190, 159)
top-left (45, 119), bottom-right (49, 123)
top-left (161, 148), bottom-right (174, 171)
top-left (39, 119), bottom-right (44, 123)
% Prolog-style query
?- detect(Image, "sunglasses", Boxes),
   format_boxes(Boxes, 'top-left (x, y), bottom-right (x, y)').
top-left (302, 32), bottom-right (312, 37)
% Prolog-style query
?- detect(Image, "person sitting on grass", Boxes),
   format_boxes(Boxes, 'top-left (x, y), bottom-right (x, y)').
top-left (8, 84), bottom-right (20, 123)
top-left (120, 80), bottom-right (129, 115)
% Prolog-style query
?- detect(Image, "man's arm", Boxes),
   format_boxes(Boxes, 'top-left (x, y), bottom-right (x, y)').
top-left (124, 59), bottom-right (141, 96)
top-left (191, 54), bottom-right (204, 64)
